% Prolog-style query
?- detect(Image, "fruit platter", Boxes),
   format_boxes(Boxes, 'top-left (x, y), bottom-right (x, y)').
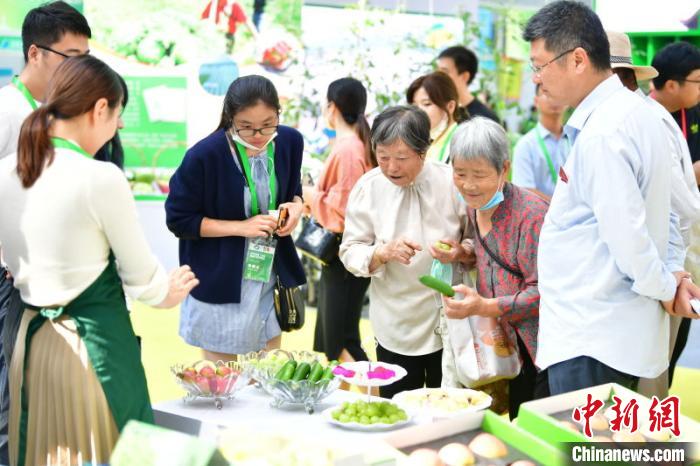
top-left (245, 350), bottom-right (340, 414)
top-left (171, 360), bottom-right (250, 409)
top-left (323, 400), bottom-right (412, 432)
top-left (392, 388), bottom-right (493, 419)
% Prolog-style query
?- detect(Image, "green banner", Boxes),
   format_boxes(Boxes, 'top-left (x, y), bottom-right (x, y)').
top-left (120, 76), bottom-right (187, 168)
top-left (0, 1), bottom-right (83, 31)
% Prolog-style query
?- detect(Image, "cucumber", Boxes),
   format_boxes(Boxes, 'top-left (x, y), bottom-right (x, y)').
top-left (292, 362), bottom-right (311, 381)
top-left (419, 275), bottom-right (455, 297)
top-left (308, 362), bottom-right (323, 383)
top-left (321, 365), bottom-right (335, 380)
top-left (275, 360), bottom-right (297, 381)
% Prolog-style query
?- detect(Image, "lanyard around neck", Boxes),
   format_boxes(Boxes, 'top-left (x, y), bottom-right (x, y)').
top-left (12, 76), bottom-right (38, 111)
top-left (51, 137), bottom-right (91, 158)
top-left (681, 108), bottom-right (688, 140)
top-left (438, 124), bottom-right (459, 163)
top-left (233, 140), bottom-right (276, 216)
top-left (535, 127), bottom-right (557, 185)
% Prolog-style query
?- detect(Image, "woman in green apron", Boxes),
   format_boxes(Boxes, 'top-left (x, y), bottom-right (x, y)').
top-left (407, 71), bottom-right (469, 164)
top-left (0, 55), bottom-right (198, 466)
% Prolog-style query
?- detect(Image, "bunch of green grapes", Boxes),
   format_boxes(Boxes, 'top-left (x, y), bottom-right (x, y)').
top-left (331, 400), bottom-right (408, 425)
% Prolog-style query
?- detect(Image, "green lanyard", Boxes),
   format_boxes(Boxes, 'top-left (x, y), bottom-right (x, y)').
top-left (12, 76), bottom-right (38, 111)
top-left (233, 140), bottom-right (277, 216)
top-left (535, 127), bottom-right (557, 185)
top-left (438, 124), bottom-right (459, 163)
top-left (51, 137), bottom-right (92, 158)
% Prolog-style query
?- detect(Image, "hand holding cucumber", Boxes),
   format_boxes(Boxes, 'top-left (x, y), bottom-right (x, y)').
top-left (376, 238), bottom-right (422, 266)
top-left (442, 284), bottom-right (500, 319)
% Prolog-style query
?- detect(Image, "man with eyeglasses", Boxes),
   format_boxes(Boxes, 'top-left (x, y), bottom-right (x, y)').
top-left (524, 1), bottom-right (700, 396)
top-left (650, 41), bottom-right (700, 398)
top-left (0, 1), bottom-right (91, 160)
top-left (652, 42), bottom-right (700, 183)
top-left (0, 2), bottom-right (90, 463)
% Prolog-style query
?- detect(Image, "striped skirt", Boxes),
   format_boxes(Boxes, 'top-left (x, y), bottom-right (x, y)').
top-left (9, 310), bottom-right (119, 466)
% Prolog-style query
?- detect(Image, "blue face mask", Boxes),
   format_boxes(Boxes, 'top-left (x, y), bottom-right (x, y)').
top-left (457, 174), bottom-right (505, 211)
top-left (478, 188), bottom-right (504, 211)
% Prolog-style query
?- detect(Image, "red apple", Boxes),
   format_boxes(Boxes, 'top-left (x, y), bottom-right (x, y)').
top-left (199, 366), bottom-right (216, 378)
top-left (180, 367), bottom-right (196, 383)
top-left (208, 376), bottom-right (218, 394)
top-left (215, 375), bottom-right (230, 394)
top-left (195, 375), bottom-right (210, 395)
top-left (216, 366), bottom-right (233, 377)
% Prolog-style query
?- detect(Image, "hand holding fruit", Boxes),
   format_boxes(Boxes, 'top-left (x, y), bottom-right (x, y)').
top-left (376, 238), bottom-right (423, 266)
top-left (429, 239), bottom-right (463, 264)
top-left (442, 285), bottom-right (498, 319)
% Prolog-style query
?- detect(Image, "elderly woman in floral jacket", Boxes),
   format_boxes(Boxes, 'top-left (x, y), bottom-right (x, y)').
top-left (434, 117), bottom-right (549, 419)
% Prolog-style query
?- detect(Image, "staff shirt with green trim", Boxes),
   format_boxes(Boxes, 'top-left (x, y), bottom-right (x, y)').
top-left (0, 83), bottom-right (36, 159)
top-left (512, 122), bottom-right (567, 197)
top-left (0, 147), bottom-right (169, 307)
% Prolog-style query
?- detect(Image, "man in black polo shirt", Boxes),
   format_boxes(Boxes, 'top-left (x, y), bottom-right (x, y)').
top-left (437, 45), bottom-right (501, 124)
top-left (651, 41), bottom-right (700, 387)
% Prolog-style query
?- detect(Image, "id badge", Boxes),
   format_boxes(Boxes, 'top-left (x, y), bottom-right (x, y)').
top-left (243, 238), bottom-right (277, 282)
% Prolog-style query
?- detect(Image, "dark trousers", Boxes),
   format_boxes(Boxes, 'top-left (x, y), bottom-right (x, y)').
top-left (548, 355), bottom-right (639, 396)
top-left (0, 267), bottom-right (22, 466)
top-left (508, 335), bottom-right (549, 419)
top-left (313, 256), bottom-right (369, 362)
top-left (669, 317), bottom-right (691, 386)
top-left (375, 343), bottom-right (442, 399)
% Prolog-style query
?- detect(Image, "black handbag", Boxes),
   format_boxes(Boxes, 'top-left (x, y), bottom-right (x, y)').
top-left (295, 217), bottom-right (340, 265)
top-left (273, 276), bottom-right (305, 332)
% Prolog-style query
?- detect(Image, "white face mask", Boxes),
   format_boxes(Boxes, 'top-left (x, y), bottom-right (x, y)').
top-left (230, 130), bottom-right (278, 153)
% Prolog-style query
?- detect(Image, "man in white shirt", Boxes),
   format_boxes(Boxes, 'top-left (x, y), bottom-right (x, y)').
top-left (523, 0), bottom-right (700, 396)
top-left (512, 84), bottom-right (567, 201)
top-left (0, 2), bottom-right (90, 463)
top-left (606, 31), bottom-right (700, 398)
top-left (0, 1), bottom-right (91, 159)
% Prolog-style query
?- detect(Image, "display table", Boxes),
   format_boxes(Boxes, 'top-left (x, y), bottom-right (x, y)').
top-left (153, 384), bottom-right (398, 445)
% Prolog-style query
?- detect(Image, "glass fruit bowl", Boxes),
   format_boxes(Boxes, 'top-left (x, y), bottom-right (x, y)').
top-left (245, 350), bottom-right (340, 414)
top-left (171, 360), bottom-right (250, 409)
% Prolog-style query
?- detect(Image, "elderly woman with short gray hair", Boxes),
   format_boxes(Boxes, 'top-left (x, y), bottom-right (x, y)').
top-left (434, 116), bottom-right (549, 418)
top-left (340, 105), bottom-right (466, 398)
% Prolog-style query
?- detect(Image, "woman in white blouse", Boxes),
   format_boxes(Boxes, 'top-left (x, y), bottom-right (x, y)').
top-left (340, 105), bottom-right (466, 398)
top-left (0, 56), bottom-right (198, 466)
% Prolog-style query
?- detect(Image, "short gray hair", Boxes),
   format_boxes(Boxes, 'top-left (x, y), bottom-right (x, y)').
top-left (370, 105), bottom-right (431, 156)
top-left (450, 117), bottom-right (509, 173)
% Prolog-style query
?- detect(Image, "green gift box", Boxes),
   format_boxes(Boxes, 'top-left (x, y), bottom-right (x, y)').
top-left (384, 409), bottom-right (568, 465)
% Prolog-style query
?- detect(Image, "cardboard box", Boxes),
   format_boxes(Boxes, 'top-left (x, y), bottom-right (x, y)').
top-left (384, 409), bottom-right (567, 465)
top-left (518, 383), bottom-right (700, 459)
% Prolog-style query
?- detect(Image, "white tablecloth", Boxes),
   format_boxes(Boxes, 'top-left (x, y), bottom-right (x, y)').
top-left (153, 384), bottom-right (399, 445)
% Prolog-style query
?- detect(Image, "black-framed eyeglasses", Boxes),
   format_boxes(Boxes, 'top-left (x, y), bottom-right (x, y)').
top-left (530, 48), bottom-right (577, 75)
top-left (233, 125), bottom-right (278, 137)
top-left (680, 78), bottom-right (700, 85)
top-left (35, 44), bottom-right (87, 59)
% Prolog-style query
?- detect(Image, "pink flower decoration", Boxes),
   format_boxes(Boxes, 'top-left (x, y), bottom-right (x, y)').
top-left (333, 366), bottom-right (356, 378)
top-left (367, 366), bottom-right (395, 380)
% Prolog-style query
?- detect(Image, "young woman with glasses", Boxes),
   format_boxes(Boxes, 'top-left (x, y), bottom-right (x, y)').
top-left (166, 75), bottom-right (306, 362)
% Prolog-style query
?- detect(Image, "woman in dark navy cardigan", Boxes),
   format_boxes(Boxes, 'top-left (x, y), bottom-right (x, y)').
top-left (165, 75), bottom-right (305, 361)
